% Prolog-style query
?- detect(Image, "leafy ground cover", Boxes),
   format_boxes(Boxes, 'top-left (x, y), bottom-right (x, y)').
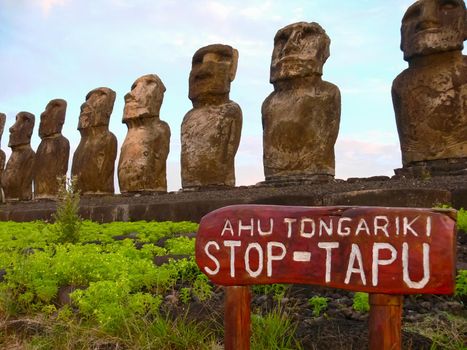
top-left (0, 208), bottom-right (465, 349)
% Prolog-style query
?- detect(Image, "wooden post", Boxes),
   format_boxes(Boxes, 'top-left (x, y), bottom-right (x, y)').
top-left (224, 286), bottom-right (251, 350)
top-left (369, 294), bottom-right (403, 350)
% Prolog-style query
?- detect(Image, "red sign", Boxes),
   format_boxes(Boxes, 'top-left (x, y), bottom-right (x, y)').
top-left (195, 205), bottom-right (457, 294)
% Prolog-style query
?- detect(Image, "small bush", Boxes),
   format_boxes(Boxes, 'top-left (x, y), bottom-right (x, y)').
top-left (308, 296), bottom-right (328, 317)
top-left (180, 287), bottom-right (191, 304)
top-left (192, 274), bottom-right (213, 302)
top-left (353, 292), bottom-right (370, 313)
top-left (455, 270), bottom-right (467, 297)
top-left (252, 284), bottom-right (289, 301)
top-left (53, 176), bottom-right (81, 244)
top-left (457, 208), bottom-right (467, 231)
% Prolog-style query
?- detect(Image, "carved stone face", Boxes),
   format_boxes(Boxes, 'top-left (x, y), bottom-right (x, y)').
top-left (123, 74), bottom-right (166, 121)
top-left (188, 44), bottom-right (238, 101)
top-left (39, 99), bottom-right (67, 138)
top-left (270, 22), bottom-right (330, 83)
top-left (78, 87), bottom-right (116, 130)
top-left (401, 0), bottom-right (466, 60)
top-left (0, 113), bottom-right (5, 146)
top-left (9, 112), bottom-right (35, 147)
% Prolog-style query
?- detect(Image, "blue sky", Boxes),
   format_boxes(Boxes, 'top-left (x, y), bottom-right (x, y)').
top-left (1, 0), bottom-right (420, 191)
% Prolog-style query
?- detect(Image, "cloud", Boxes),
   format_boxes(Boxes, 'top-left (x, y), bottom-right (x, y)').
top-left (205, 1), bottom-right (235, 20)
top-left (335, 136), bottom-right (401, 179)
top-left (38, 0), bottom-right (69, 16)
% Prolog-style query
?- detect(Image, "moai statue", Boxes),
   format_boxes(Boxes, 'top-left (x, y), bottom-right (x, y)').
top-left (71, 87), bottom-right (117, 195)
top-left (2, 112), bottom-right (35, 201)
top-left (181, 44), bottom-right (242, 190)
top-left (392, 0), bottom-right (467, 176)
top-left (118, 74), bottom-right (171, 194)
top-left (262, 22), bottom-right (341, 184)
top-left (0, 114), bottom-right (6, 201)
top-left (33, 99), bottom-right (70, 199)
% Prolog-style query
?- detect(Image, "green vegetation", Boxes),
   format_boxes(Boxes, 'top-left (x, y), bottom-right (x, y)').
top-left (352, 292), bottom-right (370, 313)
top-left (53, 176), bottom-right (82, 244)
top-left (0, 219), bottom-right (208, 346)
top-left (457, 208), bottom-right (467, 232)
top-left (0, 219), bottom-right (303, 349)
top-left (404, 313), bottom-right (467, 350)
top-left (308, 296), bottom-right (328, 317)
top-left (251, 308), bottom-right (303, 350)
top-left (252, 283), bottom-right (289, 301)
top-left (0, 205), bottom-right (465, 348)
top-left (455, 269), bottom-right (467, 297)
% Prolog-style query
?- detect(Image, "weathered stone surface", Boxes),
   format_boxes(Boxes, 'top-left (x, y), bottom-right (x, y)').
top-left (0, 175), bottom-right (466, 222)
top-left (322, 188), bottom-right (451, 208)
top-left (33, 99), bottom-right (70, 200)
top-left (181, 44), bottom-right (242, 189)
top-left (262, 22), bottom-right (341, 183)
top-left (0, 113), bottom-right (6, 201)
top-left (118, 74), bottom-right (170, 193)
top-left (2, 112), bottom-right (35, 201)
top-left (71, 87), bottom-right (117, 195)
top-left (392, 0), bottom-right (467, 174)
top-left (452, 188), bottom-right (467, 209)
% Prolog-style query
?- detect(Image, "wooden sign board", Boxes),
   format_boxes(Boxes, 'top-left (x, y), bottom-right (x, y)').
top-left (195, 205), bottom-right (457, 294)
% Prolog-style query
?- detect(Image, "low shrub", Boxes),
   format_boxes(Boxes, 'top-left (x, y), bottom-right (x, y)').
top-left (308, 296), bottom-right (328, 317)
top-left (353, 292), bottom-right (370, 313)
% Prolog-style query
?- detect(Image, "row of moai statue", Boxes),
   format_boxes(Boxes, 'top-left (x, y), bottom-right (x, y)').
top-left (0, 0), bottom-right (465, 202)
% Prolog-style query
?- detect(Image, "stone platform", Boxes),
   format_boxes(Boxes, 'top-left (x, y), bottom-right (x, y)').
top-left (0, 175), bottom-right (466, 223)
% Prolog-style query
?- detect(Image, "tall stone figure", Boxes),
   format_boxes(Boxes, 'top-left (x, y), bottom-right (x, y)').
top-left (72, 87), bottom-right (117, 195)
top-left (393, 0), bottom-right (467, 176)
top-left (262, 22), bottom-right (341, 183)
top-left (34, 99), bottom-right (70, 199)
top-left (2, 112), bottom-right (35, 201)
top-left (118, 74), bottom-right (170, 193)
top-left (0, 114), bottom-right (6, 201)
top-left (181, 44), bottom-right (242, 189)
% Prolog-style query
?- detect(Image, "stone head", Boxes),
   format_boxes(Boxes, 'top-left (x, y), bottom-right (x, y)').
top-left (401, 0), bottom-right (466, 60)
top-left (39, 99), bottom-right (67, 138)
top-left (188, 44), bottom-right (239, 102)
top-left (0, 113), bottom-right (5, 146)
top-left (123, 74), bottom-right (166, 121)
top-left (270, 22), bottom-right (330, 83)
top-left (78, 87), bottom-right (116, 130)
top-left (8, 112), bottom-right (35, 148)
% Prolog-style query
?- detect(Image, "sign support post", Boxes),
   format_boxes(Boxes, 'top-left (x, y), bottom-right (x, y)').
top-left (224, 286), bottom-right (251, 350)
top-left (369, 294), bottom-right (403, 350)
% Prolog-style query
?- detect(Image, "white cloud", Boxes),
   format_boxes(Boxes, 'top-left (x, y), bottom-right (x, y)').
top-left (37, 0), bottom-right (69, 16)
top-left (335, 136), bottom-right (401, 179)
top-left (205, 1), bottom-right (235, 20)
top-left (239, 1), bottom-right (276, 21)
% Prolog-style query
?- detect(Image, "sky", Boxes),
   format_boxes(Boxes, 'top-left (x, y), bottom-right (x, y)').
top-left (0, 0), bottom-right (424, 192)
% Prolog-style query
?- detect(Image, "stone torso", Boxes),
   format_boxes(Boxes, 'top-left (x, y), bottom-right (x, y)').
top-left (118, 119), bottom-right (170, 193)
top-left (181, 101), bottom-right (242, 188)
top-left (34, 135), bottom-right (70, 199)
top-left (2, 146), bottom-right (35, 201)
top-left (392, 54), bottom-right (467, 165)
top-left (262, 80), bottom-right (340, 180)
top-left (0, 150), bottom-right (5, 183)
top-left (71, 128), bottom-right (117, 194)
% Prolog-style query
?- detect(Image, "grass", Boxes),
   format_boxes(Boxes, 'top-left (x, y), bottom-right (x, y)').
top-left (0, 313), bottom-right (221, 350)
top-left (404, 313), bottom-right (467, 350)
top-left (251, 307), bottom-right (303, 350)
